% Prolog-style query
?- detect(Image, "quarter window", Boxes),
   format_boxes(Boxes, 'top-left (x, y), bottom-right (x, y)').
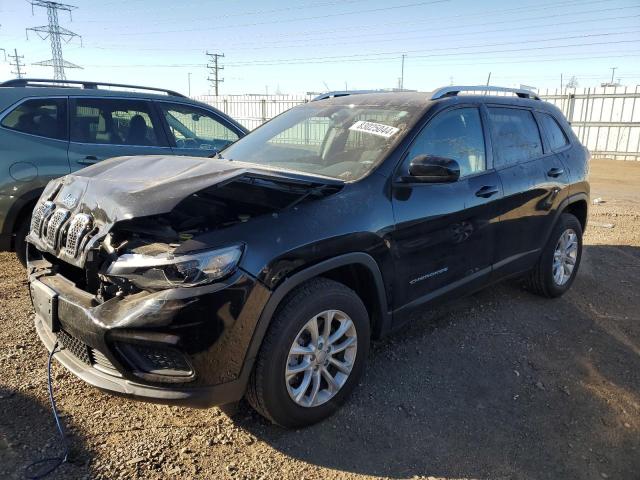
top-left (159, 103), bottom-right (239, 151)
top-left (407, 107), bottom-right (486, 177)
top-left (488, 107), bottom-right (543, 167)
top-left (538, 112), bottom-right (569, 151)
top-left (71, 98), bottom-right (162, 146)
top-left (1, 98), bottom-right (67, 140)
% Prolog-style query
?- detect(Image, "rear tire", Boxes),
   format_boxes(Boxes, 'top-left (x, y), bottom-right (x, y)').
top-left (246, 277), bottom-right (370, 428)
top-left (14, 215), bottom-right (30, 267)
top-left (525, 212), bottom-right (583, 298)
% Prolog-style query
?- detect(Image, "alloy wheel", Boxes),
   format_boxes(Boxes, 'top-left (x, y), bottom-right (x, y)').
top-left (285, 309), bottom-right (357, 408)
top-left (552, 228), bottom-right (578, 286)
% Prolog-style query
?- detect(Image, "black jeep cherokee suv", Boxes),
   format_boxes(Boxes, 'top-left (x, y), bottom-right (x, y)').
top-left (27, 86), bottom-right (590, 427)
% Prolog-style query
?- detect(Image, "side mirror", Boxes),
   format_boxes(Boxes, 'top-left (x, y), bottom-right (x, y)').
top-left (407, 154), bottom-right (460, 183)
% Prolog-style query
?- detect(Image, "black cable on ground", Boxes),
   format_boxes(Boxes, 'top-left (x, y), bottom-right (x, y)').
top-left (24, 341), bottom-right (70, 479)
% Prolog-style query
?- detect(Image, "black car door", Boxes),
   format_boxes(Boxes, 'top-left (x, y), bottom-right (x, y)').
top-left (535, 110), bottom-right (572, 212)
top-left (486, 105), bottom-right (555, 277)
top-left (390, 105), bottom-right (503, 315)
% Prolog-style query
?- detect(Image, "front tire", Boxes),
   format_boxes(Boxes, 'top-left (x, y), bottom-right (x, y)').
top-left (526, 212), bottom-right (583, 298)
top-left (246, 278), bottom-right (370, 428)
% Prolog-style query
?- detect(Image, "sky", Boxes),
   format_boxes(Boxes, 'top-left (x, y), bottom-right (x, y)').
top-left (0, 0), bottom-right (639, 96)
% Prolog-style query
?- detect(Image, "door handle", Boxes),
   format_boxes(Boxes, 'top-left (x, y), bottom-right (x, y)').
top-left (547, 167), bottom-right (564, 178)
top-left (475, 185), bottom-right (499, 198)
top-left (78, 155), bottom-right (99, 165)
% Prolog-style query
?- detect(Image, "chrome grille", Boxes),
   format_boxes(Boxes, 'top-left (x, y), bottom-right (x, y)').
top-left (44, 208), bottom-right (70, 250)
top-left (91, 349), bottom-right (121, 377)
top-left (64, 213), bottom-right (92, 257)
top-left (58, 329), bottom-right (92, 365)
top-left (30, 201), bottom-right (55, 236)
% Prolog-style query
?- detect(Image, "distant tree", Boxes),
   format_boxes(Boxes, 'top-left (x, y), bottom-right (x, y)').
top-left (566, 76), bottom-right (579, 89)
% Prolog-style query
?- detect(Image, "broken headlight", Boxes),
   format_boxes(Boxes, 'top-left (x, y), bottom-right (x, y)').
top-left (105, 245), bottom-right (243, 290)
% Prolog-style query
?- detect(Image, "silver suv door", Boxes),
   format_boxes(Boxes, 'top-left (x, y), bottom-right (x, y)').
top-left (0, 97), bottom-right (70, 240)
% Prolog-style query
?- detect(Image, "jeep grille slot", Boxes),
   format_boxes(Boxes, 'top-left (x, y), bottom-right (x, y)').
top-left (64, 213), bottom-right (92, 257)
top-left (30, 201), bottom-right (55, 236)
top-left (44, 208), bottom-right (70, 249)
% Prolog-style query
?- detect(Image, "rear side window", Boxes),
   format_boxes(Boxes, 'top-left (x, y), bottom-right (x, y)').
top-left (538, 112), bottom-right (569, 151)
top-left (1, 98), bottom-right (67, 140)
top-left (488, 107), bottom-right (543, 167)
top-left (71, 98), bottom-right (163, 146)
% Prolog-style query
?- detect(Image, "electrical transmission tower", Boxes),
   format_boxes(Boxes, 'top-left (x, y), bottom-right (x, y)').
top-left (26, 1), bottom-right (82, 80)
top-left (9, 49), bottom-right (26, 79)
top-left (206, 52), bottom-right (224, 96)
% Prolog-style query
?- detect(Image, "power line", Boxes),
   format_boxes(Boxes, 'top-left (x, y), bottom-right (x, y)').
top-left (80, 51), bottom-right (640, 70)
top-left (26, 0), bottom-right (82, 80)
top-left (113, 0), bottom-right (451, 36)
top-left (8, 48), bottom-right (26, 78)
top-left (221, 32), bottom-right (640, 66)
top-left (206, 52), bottom-right (224, 96)
top-left (67, 4), bottom-right (640, 54)
top-left (106, 0), bottom-right (615, 37)
top-left (214, 10), bottom-right (640, 52)
top-left (80, 0), bottom-right (370, 25)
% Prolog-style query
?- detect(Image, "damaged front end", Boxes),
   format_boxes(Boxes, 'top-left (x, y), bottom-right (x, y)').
top-left (27, 156), bottom-right (342, 403)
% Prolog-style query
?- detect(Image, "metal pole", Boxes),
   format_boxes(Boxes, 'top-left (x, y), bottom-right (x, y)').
top-left (400, 54), bottom-right (405, 90)
top-left (188, 72), bottom-right (191, 97)
top-left (610, 67), bottom-right (617, 84)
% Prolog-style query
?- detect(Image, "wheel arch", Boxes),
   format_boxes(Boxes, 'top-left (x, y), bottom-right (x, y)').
top-left (540, 192), bottom-right (588, 249)
top-left (237, 253), bottom-right (391, 395)
top-left (2, 187), bottom-right (43, 249)
top-left (563, 196), bottom-right (588, 232)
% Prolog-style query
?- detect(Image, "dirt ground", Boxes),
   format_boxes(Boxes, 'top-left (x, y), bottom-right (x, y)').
top-left (1, 159), bottom-right (639, 480)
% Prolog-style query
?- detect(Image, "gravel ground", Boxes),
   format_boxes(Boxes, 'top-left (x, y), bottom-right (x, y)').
top-left (1, 159), bottom-right (639, 480)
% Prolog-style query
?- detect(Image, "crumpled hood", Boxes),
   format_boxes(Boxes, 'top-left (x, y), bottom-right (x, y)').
top-left (44, 155), bottom-right (251, 223)
top-left (42, 155), bottom-right (341, 224)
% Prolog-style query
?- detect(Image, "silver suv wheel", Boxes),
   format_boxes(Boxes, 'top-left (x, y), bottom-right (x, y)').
top-left (285, 309), bottom-right (357, 408)
top-left (552, 228), bottom-right (578, 286)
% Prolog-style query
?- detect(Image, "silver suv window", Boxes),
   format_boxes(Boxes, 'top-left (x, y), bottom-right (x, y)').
top-left (71, 98), bottom-right (163, 146)
top-left (1, 98), bottom-right (67, 141)
top-left (158, 103), bottom-right (239, 151)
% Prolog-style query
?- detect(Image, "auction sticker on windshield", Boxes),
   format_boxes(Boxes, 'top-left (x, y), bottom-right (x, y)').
top-left (349, 120), bottom-right (400, 138)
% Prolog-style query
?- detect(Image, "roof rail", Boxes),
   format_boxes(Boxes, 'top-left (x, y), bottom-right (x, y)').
top-left (431, 85), bottom-right (540, 101)
top-left (0, 78), bottom-right (186, 98)
top-left (312, 90), bottom-right (380, 101)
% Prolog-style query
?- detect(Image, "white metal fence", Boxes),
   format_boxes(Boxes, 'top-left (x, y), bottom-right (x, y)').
top-left (540, 86), bottom-right (640, 161)
top-left (196, 87), bottom-right (640, 160)
top-left (195, 94), bottom-right (314, 130)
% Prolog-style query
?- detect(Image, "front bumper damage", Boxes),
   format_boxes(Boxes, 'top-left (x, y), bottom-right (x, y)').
top-left (28, 248), bottom-right (271, 407)
top-left (24, 155), bottom-right (339, 406)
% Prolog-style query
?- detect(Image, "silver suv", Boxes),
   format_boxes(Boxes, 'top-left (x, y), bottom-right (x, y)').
top-left (0, 78), bottom-right (248, 264)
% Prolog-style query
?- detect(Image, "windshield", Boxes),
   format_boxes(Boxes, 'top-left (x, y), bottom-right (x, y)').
top-left (221, 102), bottom-right (422, 181)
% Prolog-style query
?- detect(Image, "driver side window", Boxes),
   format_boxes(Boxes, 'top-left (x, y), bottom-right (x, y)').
top-left (407, 107), bottom-right (486, 177)
top-left (159, 103), bottom-right (239, 151)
